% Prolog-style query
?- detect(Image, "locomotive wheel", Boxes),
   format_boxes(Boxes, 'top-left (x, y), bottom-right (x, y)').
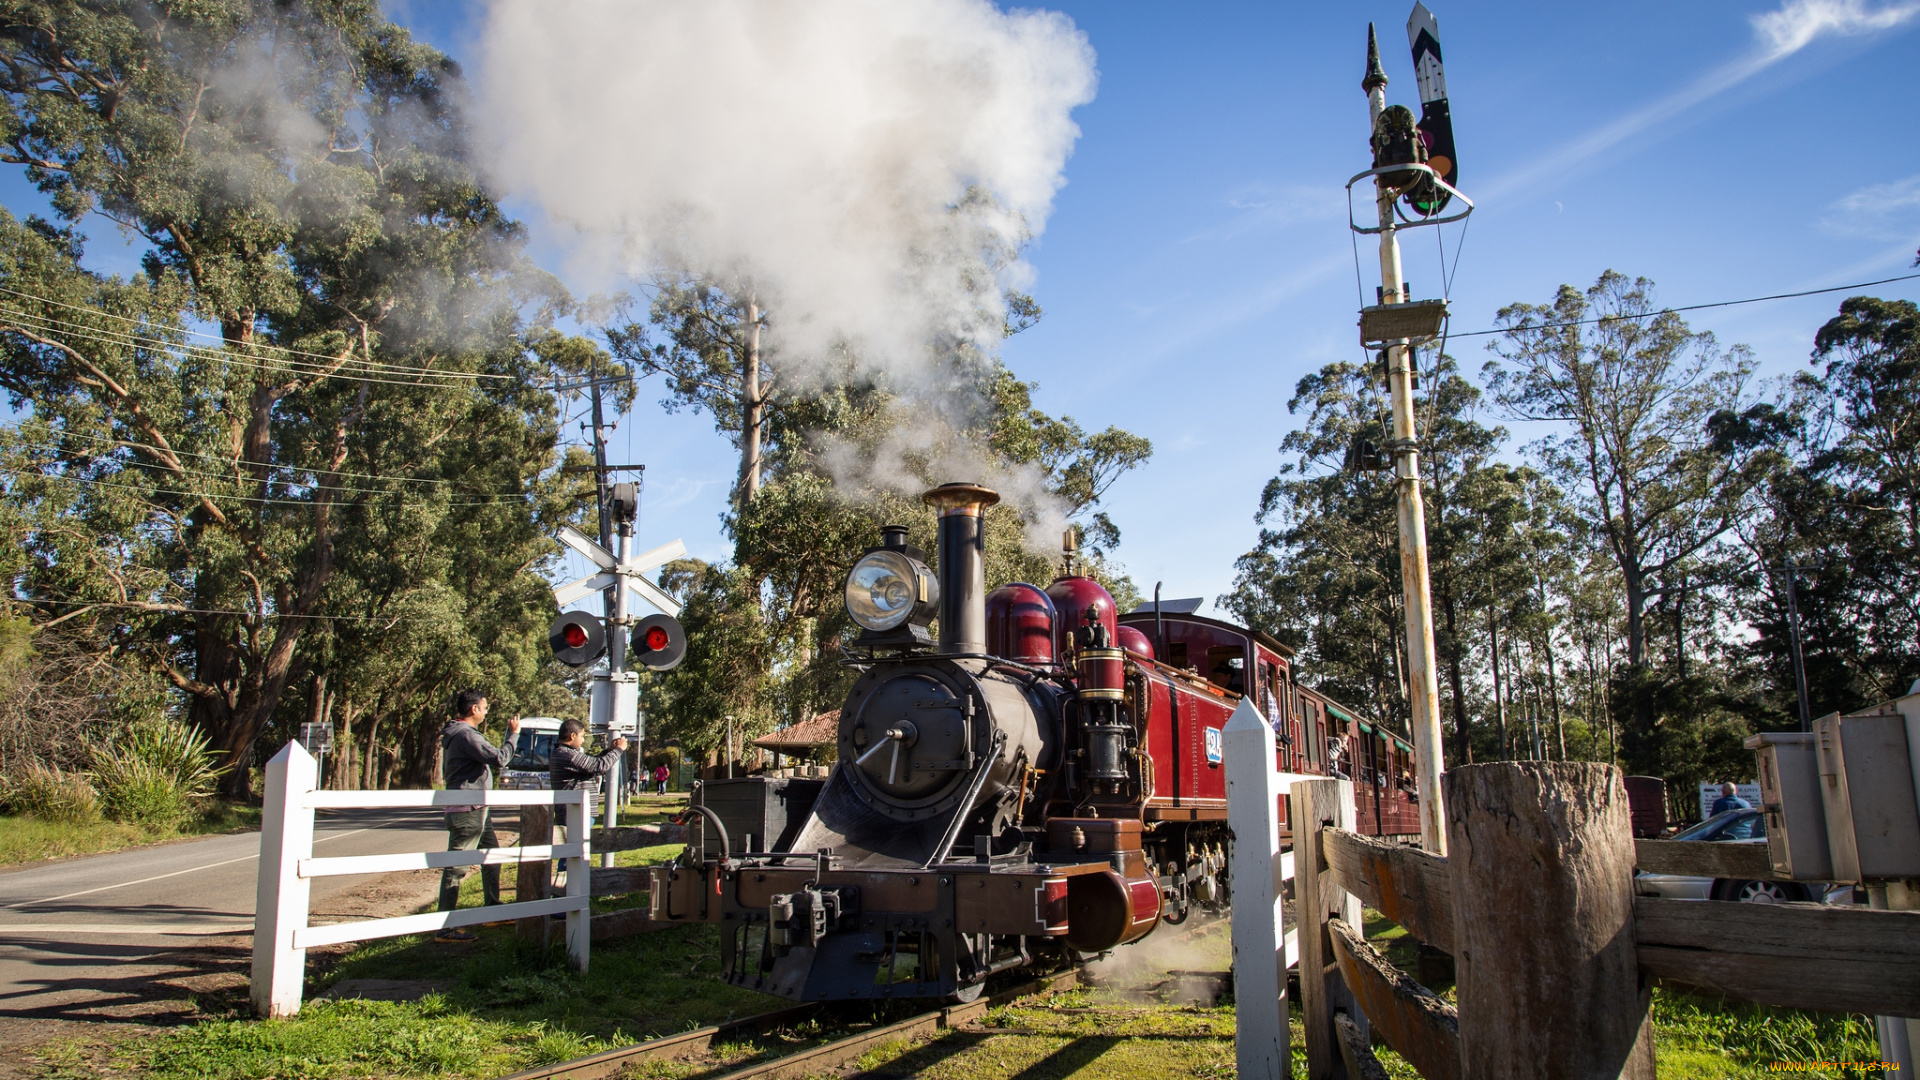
top-left (947, 981), bottom-right (985, 1004)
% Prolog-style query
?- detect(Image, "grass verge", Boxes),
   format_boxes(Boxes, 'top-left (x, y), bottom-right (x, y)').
top-left (32, 922), bottom-right (781, 1080)
top-left (1361, 907), bottom-right (1882, 1079)
top-left (0, 801), bottom-right (260, 866)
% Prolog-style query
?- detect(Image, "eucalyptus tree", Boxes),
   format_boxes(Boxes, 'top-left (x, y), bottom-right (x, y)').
top-left (1726, 296), bottom-right (1920, 721)
top-left (1224, 358), bottom-right (1408, 726)
top-left (1485, 271), bottom-right (1760, 772)
top-left (0, 2), bottom-right (567, 793)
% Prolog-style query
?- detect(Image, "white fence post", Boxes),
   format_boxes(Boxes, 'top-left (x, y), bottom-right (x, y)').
top-left (565, 789), bottom-right (592, 971)
top-left (251, 742), bottom-right (317, 1018)
top-left (1226, 697), bottom-right (1289, 1080)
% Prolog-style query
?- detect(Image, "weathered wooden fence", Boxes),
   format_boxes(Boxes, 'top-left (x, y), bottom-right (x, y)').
top-left (511, 808), bottom-right (679, 944)
top-left (1283, 761), bottom-right (1920, 1079)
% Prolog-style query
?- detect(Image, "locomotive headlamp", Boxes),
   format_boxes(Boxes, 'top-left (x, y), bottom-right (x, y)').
top-left (845, 549), bottom-right (937, 632)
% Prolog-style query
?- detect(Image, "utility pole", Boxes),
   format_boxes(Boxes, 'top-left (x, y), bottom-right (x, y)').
top-left (548, 367), bottom-right (688, 864)
top-left (1783, 561), bottom-right (1813, 732)
top-left (1359, 22), bottom-right (1452, 853)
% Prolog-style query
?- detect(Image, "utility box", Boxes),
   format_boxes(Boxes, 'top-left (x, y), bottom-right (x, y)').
top-left (693, 776), bottom-right (825, 856)
top-left (1900, 685), bottom-right (1920, 830)
top-left (1745, 732), bottom-right (1830, 880)
top-left (1813, 711), bottom-right (1920, 882)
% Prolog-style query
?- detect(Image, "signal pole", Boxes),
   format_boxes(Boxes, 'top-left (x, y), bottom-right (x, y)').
top-left (1363, 25), bottom-right (1448, 854)
top-left (1783, 561), bottom-right (1812, 732)
top-left (583, 364), bottom-right (639, 862)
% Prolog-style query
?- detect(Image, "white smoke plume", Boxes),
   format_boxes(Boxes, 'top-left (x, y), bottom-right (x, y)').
top-left (473, 3), bottom-right (1098, 531)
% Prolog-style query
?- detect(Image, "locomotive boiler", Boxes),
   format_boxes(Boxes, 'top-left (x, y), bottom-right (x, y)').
top-left (649, 481), bottom-right (1418, 1002)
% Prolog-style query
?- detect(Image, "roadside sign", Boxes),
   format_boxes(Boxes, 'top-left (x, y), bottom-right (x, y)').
top-left (298, 722), bottom-right (333, 754)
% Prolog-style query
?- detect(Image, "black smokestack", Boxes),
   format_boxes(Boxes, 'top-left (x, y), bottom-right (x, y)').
top-left (922, 483), bottom-right (1000, 655)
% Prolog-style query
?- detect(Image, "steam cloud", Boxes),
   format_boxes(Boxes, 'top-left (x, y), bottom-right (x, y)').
top-left (473, 1), bottom-right (1098, 544)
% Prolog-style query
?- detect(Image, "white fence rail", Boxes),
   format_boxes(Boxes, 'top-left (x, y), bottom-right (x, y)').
top-left (1224, 697), bottom-right (1324, 1080)
top-left (250, 742), bottom-right (593, 1018)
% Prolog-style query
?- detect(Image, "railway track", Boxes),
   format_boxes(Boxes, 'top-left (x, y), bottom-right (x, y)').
top-left (499, 913), bottom-right (1230, 1080)
top-left (497, 966), bottom-right (1084, 1080)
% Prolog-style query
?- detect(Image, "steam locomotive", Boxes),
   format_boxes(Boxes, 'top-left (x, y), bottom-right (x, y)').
top-left (648, 482), bottom-right (1419, 1002)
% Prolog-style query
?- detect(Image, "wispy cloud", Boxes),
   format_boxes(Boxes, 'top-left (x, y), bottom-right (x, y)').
top-left (1482, 0), bottom-right (1920, 200)
top-left (1820, 173), bottom-right (1920, 236)
top-left (1180, 182), bottom-right (1345, 244)
top-left (1752, 0), bottom-right (1920, 55)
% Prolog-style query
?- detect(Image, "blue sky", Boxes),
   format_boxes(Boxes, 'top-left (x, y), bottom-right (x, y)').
top-left (9, 1), bottom-right (1919, 616)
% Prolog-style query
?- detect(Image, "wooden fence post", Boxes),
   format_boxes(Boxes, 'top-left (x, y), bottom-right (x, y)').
top-left (1225, 698), bottom-right (1289, 1080)
top-left (1445, 762), bottom-right (1653, 1079)
top-left (516, 803), bottom-right (554, 944)
top-left (1293, 777), bottom-right (1363, 1080)
top-left (251, 742), bottom-right (317, 1018)
top-left (565, 790), bottom-right (592, 971)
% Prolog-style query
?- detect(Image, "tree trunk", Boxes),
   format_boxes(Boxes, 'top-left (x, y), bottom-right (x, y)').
top-left (737, 294), bottom-right (763, 507)
top-left (1542, 632), bottom-right (1566, 760)
top-left (331, 703), bottom-right (358, 789)
top-left (1443, 589), bottom-right (1473, 764)
top-left (362, 714), bottom-right (382, 789)
top-left (1672, 576), bottom-right (1688, 682)
top-left (1488, 608), bottom-right (1508, 760)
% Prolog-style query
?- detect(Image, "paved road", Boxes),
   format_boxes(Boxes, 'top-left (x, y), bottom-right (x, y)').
top-left (0, 806), bottom-right (465, 1020)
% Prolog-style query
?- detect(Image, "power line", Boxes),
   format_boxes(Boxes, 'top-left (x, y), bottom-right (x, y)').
top-left (16, 597), bottom-right (434, 624)
top-left (6, 430), bottom-right (586, 496)
top-left (1447, 272), bottom-right (1920, 341)
top-left (0, 283), bottom-right (519, 379)
top-left (0, 306), bottom-right (501, 388)
top-left (6, 465), bottom-right (544, 507)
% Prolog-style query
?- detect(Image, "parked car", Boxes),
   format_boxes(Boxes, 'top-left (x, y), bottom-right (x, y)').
top-left (1633, 808), bottom-right (1843, 904)
top-left (498, 717), bottom-right (565, 790)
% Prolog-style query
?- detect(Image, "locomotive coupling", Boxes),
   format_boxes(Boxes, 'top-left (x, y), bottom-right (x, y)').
top-left (769, 884), bottom-right (860, 957)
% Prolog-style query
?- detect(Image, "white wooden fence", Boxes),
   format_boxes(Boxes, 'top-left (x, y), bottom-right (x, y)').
top-left (250, 742), bottom-right (594, 1018)
top-left (1224, 697), bottom-right (1323, 1080)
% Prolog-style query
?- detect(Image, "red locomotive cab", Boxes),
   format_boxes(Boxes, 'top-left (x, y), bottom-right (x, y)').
top-left (986, 583), bottom-right (1056, 666)
top-left (1116, 624), bottom-right (1154, 662)
top-left (1046, 575), bottom-right (1119, 660)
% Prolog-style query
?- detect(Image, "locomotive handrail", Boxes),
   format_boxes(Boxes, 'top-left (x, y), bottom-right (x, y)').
top-left (922, 730), bottom-right (1008, 869)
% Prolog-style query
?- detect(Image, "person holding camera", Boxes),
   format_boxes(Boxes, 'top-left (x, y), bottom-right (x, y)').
top-left (435, 689), bottom-right (519, 942)
top-left (550, 719), bottom-right (628, 791)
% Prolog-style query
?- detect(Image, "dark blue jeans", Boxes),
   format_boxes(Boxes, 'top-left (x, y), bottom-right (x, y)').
top-left (439, 807), bottom-right (501, 911)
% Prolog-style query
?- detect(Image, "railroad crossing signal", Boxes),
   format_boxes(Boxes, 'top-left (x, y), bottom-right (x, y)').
top-left (630, 613), bottom-right (687, 672)
top-left (547, 526), bottom-right (687, 672)
top-left (548, 610), bottom-right (608, 668)
top-left (551, 526), bottom-right (685, 617)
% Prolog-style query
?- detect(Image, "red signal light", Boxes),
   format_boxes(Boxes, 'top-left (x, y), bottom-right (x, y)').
top-left (644, 626), bottom-right (670, 652)
top-left (548, 611), bottom-right (606, 667)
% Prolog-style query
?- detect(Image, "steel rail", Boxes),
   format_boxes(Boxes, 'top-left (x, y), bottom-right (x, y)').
top-left (495, 967), bottom-right (1086, 1080)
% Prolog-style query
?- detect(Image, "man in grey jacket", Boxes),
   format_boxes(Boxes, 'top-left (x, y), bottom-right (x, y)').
top-left (435, 688), bottom-right (519, 941)
top-left (549, 719), bottom-right (627, 790)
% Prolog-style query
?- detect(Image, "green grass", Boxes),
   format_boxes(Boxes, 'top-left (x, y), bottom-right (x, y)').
top-left (0, 801), bottom-right (260, 866)
top-left (1651, 986), bottom-right (1880, 1078)
top-left (32, 922), bottom-right (784, 1080)
top-left (1358, 907), bottom-right (1882, 1080)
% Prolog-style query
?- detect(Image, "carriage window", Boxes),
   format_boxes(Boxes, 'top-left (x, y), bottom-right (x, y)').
top-left (1205, 647), bottom-right (1245, 694)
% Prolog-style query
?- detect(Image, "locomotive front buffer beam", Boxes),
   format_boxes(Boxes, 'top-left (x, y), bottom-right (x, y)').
top-left (649, 859), bottom-right (1111, 1001)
